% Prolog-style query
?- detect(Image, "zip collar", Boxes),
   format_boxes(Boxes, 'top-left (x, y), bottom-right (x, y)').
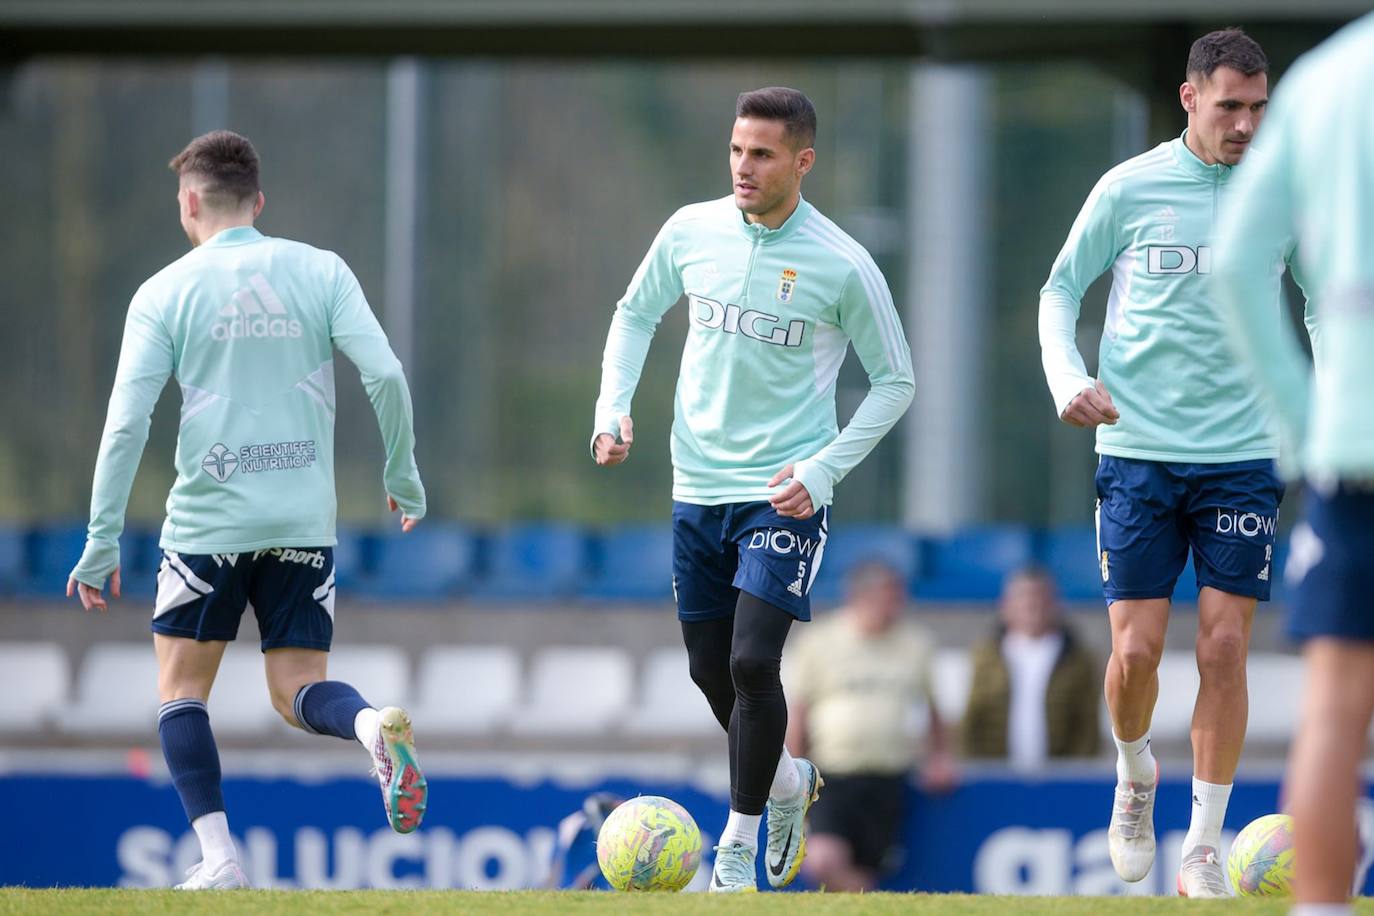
top-left (201, 225), bottom-right (265, 248)
top-left (735, 196), bottom-right (813, 244)
top-left (1171, 131), bottom-right (1232, 184)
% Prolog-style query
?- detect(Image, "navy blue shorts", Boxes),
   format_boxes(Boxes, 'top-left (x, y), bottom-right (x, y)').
top-left (150, 547), bottom-right (336, 651)
top-left (671, 501), bottom-right (829, 622)
top-left (1287, 482), bottom-right (1374, 643)
top-left (1095, 456), bottom-right (1284, 603)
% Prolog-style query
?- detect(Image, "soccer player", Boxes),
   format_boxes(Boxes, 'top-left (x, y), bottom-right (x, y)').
top-left (66, 131), bottom-right (429, 890)
top-left (1213, 13), bottom-right (1374, 914)
top-left (1037, 29), bottom-right (1306, 896)
top-left (591, 87), bottom-right (914, 892)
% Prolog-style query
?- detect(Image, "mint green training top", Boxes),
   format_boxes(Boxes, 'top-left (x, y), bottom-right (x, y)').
top-left (70, 226), bottom-right (426, 589)
top-left (1215, 12), bottom-right (1374, 480)
top-left (1039, 132), bottom-right (1308, 463)
top-left (592, 196), bottom-right (915, 508)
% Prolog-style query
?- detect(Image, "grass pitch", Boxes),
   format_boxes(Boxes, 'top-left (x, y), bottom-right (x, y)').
top-left (5, 890), bottom-right (1374, 914)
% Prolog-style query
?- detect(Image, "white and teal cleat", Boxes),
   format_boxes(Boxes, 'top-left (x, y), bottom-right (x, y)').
top-left (765, 757), bottom-right (824, 888)
top-left (708, 842), bottom-right (759, 893)
top-left (174, 860), bottom-right (250, 890)
top-left (370, 706), bottom-right (428, 834)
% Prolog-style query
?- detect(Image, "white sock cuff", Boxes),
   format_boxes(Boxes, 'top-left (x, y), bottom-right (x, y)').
top-left (719, 810), bottom-right (762, 850)
top-left (353, 707), bottom-right (380, 748)
top-left (1191, 777), bottom-right (1233, 804)
top-left (1113, 731), bottom-right (1155, 782)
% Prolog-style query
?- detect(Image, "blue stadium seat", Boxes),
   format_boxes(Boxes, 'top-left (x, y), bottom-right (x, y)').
top-left (0, 527), bottom-right (25, 595)
top-left (332, 526), bottom-right (368, 588)
top-left (915, 526), bottom-right (1034, 601)
top-left (354, 525), bottom-right (477, 600)
top-left (583, 525), bottom-right (673, 602)
top-left (23, 524), bottom-right (90, 597)
top-left (470, 524), bottom-right (590, 600)
top-left (1039, 527), bottom-right (1103, 603)
top-left (117, 527), bottom-right (164, 600)
top-left (809, 525), bottom-right (918, 603)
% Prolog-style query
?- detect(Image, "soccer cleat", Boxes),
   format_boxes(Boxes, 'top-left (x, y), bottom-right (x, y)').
top-left (369, 706), bottom-right (428, 834)
top-left (765, 757), bottom-right (824, 888)
top-left (708, 842), bottom-right (759, 893)
top-left (1108, 764), bottom-right (1158, 882)
top-left (174, 860), bottom-right (250, 890)
top-left (1177, 845), bottom-right (1229, 897)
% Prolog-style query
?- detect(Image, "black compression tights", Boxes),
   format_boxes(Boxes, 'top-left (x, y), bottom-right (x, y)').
top-left (680, 591), bottom-right (794, 815)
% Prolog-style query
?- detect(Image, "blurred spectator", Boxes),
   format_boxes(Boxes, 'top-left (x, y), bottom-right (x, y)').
top-left (785, 561), bottom-right (956, 892)
top-left (961, 567), bottom-right (1100, 766)
top-left (545, 792), bottom-right (623, 889)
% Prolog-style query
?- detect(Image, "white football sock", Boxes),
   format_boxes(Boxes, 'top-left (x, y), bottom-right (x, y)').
top-left (1182, 778), bottom-right (1232, 853)
top-left (1113, 731), bottom-right (1157, 784)
top-left (353, 706), bottom-right (380, 750)
top-left (719, 810), bottom-right (762, 851)
top-left (769, 748), bottom-right (802, 803)
top-left (191, 811), bottom-right (237, 870)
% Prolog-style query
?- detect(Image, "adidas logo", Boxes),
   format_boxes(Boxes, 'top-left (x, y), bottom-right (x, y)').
top-left (786, 579), bottom-right (804, 597)
top-left (1258, 564), bottom-right (1270, 582)
top-left (211, 273), bottom-right (302, 341)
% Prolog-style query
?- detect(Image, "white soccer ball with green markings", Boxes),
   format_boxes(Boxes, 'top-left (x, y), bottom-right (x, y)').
top-left (596, 795), bottom-right (702, 892)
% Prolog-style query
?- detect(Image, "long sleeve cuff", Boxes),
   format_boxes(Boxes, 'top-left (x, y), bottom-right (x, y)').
top-left (70, 537), bottom-right (120, 590)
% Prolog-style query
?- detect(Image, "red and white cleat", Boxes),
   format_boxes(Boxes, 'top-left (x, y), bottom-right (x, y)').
top-left (1107, 763), bottom-right (1158, 883)
top-left (1177, 845), bottom-right (1229, 897)
top-left (369, 706), bottom-right (428, 834)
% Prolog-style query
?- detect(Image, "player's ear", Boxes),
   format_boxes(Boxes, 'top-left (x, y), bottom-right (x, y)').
top-left (1179, 80), bottom-right (1197, 113)
top-left (796, 147), bottom-right (815, 178)
top-left (251, 191), bottom-right (265, 219)
top-left (182, 188), bottom-right (199, 219)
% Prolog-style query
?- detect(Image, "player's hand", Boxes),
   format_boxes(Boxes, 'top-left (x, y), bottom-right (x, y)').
top-left (387, 495), bottom-right (418, 533)
top-left (921, 750), bottom-right (959, 794)
top-left (1061, 379), bottom-right (1120, 428)
top-left (594, 416), bottom-right (634, 467)
top-left (67, 568), bottom-right (120, 613)
top-left (768, 464), bottom-right (815, 520)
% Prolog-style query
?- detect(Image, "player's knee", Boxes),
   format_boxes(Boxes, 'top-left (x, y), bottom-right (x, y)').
top-left (728, 650), bottom-right (781, 697)
top-left (1115, 635), bottom-right (1163, 684)
top-left (1196, 624), bottom-right (1247, 675)
top-left (686, 653), bottom-right (731, 696)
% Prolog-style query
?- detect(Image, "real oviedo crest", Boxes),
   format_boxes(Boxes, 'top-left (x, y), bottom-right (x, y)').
top-left (776, 268), bottom-right (798, 303)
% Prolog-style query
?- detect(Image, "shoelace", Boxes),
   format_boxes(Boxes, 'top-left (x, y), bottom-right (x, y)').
top-left (370, 734), bottom-right (394, 784)
top-left (713, 844), bottom-right (755, 885)
top-left (766, 796), bottom-right (804, 853)
top-left (1111, 784), bottom-right (1153, 840)
top-left (1182, 849), bottom-right (1227, 895)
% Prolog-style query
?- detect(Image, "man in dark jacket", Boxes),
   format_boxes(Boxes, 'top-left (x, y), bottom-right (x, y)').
top-left (962, 567), bottom-right (1100, 765)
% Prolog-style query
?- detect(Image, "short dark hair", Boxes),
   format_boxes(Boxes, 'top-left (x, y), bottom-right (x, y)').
top-left (735, 87), bottom-right (817, 150)
top-left (847, 559), bottom-right (904, 591)
top-left (1186, 28), bottom-right (1269, 82)
top-left (169, 130), bottom-right (260, 208)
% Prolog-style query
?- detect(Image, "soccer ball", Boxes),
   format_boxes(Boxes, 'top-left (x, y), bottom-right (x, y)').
top-left (1228, 813), bottom-right (1295, 897)
top-left (596, 795), bottom-right (702, 891)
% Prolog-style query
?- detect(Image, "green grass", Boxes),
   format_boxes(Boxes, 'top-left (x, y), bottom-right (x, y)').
top-left (3, 890), bottom-right (1372, 914)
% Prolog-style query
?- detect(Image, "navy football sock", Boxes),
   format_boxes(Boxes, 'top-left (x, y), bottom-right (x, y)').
top-left (158, 699), bottom-right (225, 821)
top-left (294, 681), bottom-right (370, 740)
